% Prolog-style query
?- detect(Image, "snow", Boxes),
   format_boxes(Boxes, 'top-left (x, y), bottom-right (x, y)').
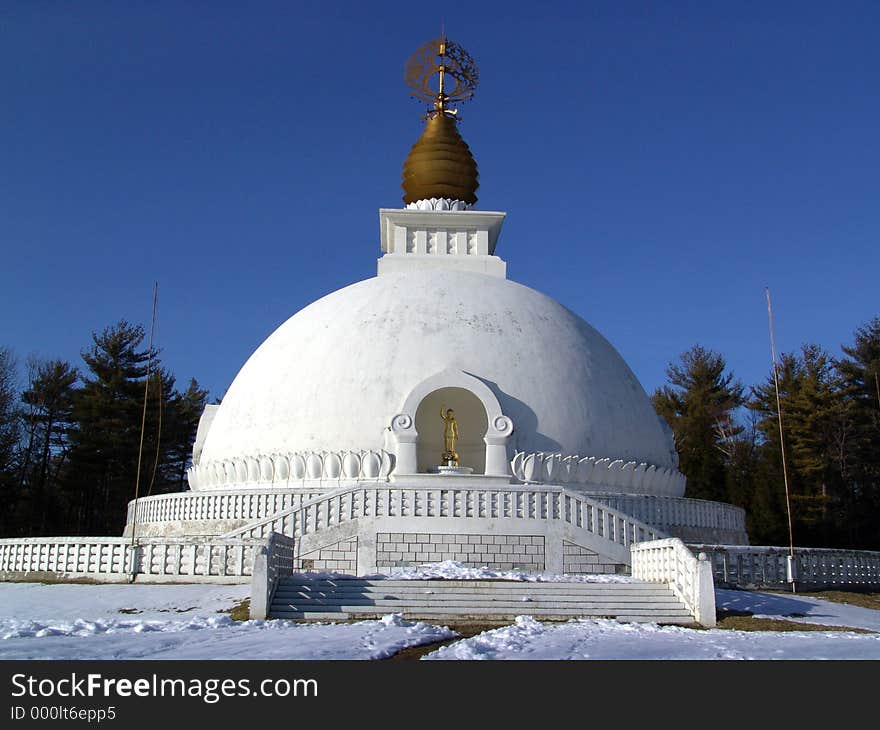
top-left (424, 589), bottom-right (880, 660)
top-left (0, 583), bottom-right (455, 660)
top-left (715, 588), bottom-right (880, 632)
top-left (0, 582), bottom-right (251, 623)
top-left (2, 581), bottom-right (879, 660)
top-left (423, 615), bottom-right (880, 660)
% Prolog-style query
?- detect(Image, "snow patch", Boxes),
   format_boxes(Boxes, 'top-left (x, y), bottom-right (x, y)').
top-left (423, 616), bottom-right (880, 661)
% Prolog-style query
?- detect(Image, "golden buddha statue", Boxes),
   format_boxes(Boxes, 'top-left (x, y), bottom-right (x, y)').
top-left (440, 407), bottom-right (459, 466)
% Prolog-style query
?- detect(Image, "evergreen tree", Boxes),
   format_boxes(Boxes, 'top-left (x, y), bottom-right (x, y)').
top-left (722, 411), bottom-right (763, 532)
top-left (64, 321), bottom-right (153, 534)
top-left (134, 369), bottom-right (205, 497)
top-left (0, 325), bottom-right (209, 537)
top-left (163, 378), bottom-right (209, 492)
top-left (57, 321), bottom-right (209, 535)
top-left (0, 348), bottom-right (21, 536)
top-left (19, 359), bottom-right (78, 535)
top-left (749, 345), bottom-right (856, 547)
top-left (835, 318), bottom-right (880, 547)
top-left (652, 346), bottom-right (744, 502)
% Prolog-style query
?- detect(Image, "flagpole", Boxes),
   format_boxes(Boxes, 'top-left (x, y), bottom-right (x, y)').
top-left (765, 287), bottom-right (796, 592)
top-left (129, 281), bottom-right (159, 582)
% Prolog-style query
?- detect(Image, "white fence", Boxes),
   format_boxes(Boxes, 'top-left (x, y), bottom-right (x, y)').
top-left (0, 536), bottom-right (263, 583)
top-left (125, 485), bottom-right (747, 547)
top-left (250, 533), bottom-right (296, 619)
top-left (631, 538), bottom-right (716, 626)
top-left (126, 489), bottom-right (323, 529)
top-left (594, 494), bottom-right (746, 542)
top-left (691, 544), bottom-right (880, 590)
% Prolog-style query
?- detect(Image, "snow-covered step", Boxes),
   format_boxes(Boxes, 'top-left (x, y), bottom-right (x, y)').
top-left (268, 577), bottom-right (696, 624)
top-left (276, 579), bottom-right (664, 589)
top-left (275, 593), bottom-right (678, 608)
top-left (272, 604), bottom-right (691, 618)
top-left (271, 596), bottom-right (689, 606)
top-left (270, 609), bottom-right (694, 622)
top-left (273, 583), bottom-right (681, 597)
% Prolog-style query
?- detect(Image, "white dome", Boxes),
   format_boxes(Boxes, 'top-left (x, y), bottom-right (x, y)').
top-left (200, 269), bottom-right (677, 473)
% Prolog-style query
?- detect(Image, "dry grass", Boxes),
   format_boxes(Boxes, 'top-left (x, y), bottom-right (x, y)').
top-left (385, 622), bottom-right (509, 660)
top-left (222, 598), bottom-right (251, 621)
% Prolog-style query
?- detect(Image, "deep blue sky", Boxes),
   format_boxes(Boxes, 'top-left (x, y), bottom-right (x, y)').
top-left (2, 1), bottom-right (878, 402)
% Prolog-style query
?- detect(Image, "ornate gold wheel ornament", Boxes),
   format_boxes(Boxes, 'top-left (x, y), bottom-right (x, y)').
top-left (405, 36), bottom-right (479, 117)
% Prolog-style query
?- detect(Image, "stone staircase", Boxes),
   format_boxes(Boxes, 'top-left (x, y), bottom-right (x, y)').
top-left (268, 576), bottom-right (696, 624)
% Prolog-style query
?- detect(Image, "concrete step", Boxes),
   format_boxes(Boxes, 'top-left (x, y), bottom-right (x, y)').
top-left (274, 584), bottom-right (677, 594)
top-left (279, 579), bottom-right (652, 590)
top-left (272, 596), bottom-right (681, 611)
top-left (270, 609), bottom-right (695, 624)
top-left (268, 577), bottom-right (695, 624)
top-left (271, 595), bottom-right (684, 607)
top-left (275, 586), bottom-right (669, 597)
top-left (276, 586), bottom-right (665, 595)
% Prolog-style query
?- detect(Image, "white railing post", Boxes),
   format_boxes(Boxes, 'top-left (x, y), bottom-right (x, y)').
top-left (631, 538), bottom-right (716, 627)
top-left (250, 542), bottom-right (271, 620)
top-left (250, 532), bottom-right (295, 620)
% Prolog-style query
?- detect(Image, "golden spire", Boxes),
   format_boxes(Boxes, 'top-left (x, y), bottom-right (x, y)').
top-left (401, 36), bottom-right (479, 206)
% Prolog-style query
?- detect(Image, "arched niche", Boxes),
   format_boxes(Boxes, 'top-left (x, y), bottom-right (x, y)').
top-left (415, 387), bottom-right (488, 473)
top-left (390, 369), bottom-right (514, 477)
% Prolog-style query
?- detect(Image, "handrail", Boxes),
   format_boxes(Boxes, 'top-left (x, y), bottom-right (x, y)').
top-left (126, 488), bottom-right (324, 528)
top-left (250, 532), bottom-right (295, 619)
top-left (631, 537), bottom-right (715, 626)
top-left (220, 483), bottom-right (667, 558)
top-left (221, 483), bottom-right (365, 538)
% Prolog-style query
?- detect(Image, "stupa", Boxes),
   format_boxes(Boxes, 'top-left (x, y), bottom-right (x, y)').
top-left (124, 36), bottom-right (748, 575)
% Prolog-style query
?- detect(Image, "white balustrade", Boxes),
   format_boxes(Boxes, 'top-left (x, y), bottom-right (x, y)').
top-left (0, 536), bottom-right (262, 581)
top-left (691, 544), bottom-right (880, 589)
top-left (220, 483), bottom-right (665, 561)
top-left (594, 494), bottom-right (746, 536)
top-left (126, 489), bottom-right (324, 528)
top-left (631, 537), bottom-right (716, 626)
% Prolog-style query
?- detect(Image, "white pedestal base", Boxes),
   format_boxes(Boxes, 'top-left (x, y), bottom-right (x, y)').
top-left (430, 465), bottom-right (475, 476)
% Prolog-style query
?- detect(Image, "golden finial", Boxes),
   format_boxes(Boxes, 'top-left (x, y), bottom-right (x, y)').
top-left (401, 35), bottom-right (480, 206)
top-left (405, 35), bottom-right (479, 118)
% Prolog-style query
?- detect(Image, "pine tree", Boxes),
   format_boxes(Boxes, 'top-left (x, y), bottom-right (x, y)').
top-left (64, 321), bottom-right (153, 534)
top-left (135, 368), bottom-right (205, 497)
top-left (723, 411), bottom-right (761, 528)
top-left (835, 318), bottom-right (880, 547)
top-left (749, 345), bottom-right (854, 547)
top-left (0, 348), bottom-right (21, 535)
top-left (56, 321), bottom-right (210, 535)
top-left (19, 359), bottom-right (78, 535)
top-left (652, 345), bottom-right (744, 502)
top-left (163, 378), bottom-right (209, 492)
